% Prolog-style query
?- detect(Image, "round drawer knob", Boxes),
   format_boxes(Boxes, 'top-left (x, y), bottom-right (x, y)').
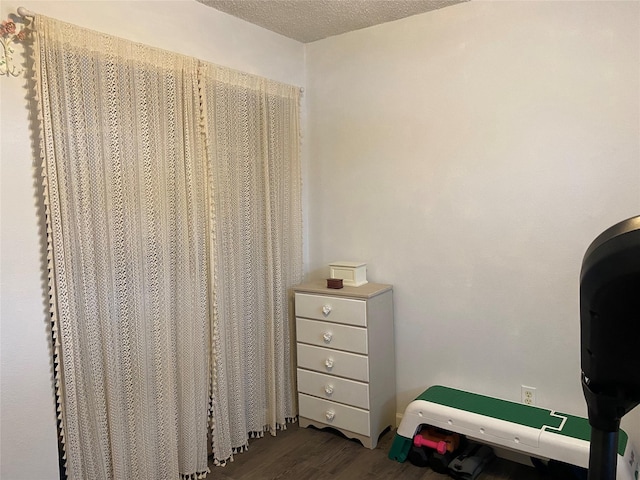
top-left (325, 410), bottom-right (335, 422)
top-left (324, 358), bottom-right (334, 369)
top-left (322, 305), bottom-right (332, 316)
top-left (323, 332), bottom-right (333, 343)
top-left (324, 384), bottom-right (334, 395)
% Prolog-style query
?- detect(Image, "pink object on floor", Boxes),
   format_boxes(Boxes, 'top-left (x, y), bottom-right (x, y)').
top-left (413, 435), bottom-right (447, 455)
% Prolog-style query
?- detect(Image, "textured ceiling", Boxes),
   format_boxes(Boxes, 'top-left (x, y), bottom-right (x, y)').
top-left (196, 0), bottom-right (467, 43)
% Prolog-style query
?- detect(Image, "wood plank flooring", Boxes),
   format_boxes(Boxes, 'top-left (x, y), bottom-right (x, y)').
top-left (208, 422), bottom-right (547, 480)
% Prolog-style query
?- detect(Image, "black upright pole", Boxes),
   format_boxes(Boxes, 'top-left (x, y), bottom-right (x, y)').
top-left (587, 428), bottom-right (618, 480)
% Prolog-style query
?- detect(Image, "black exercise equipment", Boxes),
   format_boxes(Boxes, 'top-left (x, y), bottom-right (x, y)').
top-left (580, 215), bottom-right (640, 480)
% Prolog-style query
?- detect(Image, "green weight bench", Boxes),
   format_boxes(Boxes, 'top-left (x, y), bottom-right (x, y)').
top-left (389, 385), bottom-right (639, 480)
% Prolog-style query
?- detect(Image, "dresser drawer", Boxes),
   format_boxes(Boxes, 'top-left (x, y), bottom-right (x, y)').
top-left (295, 293), bottom-right (366, 327)
top-left (298, 393), bottom-right (370, 436)
top-left (297, 369), bottom-right (369, 410)
top-left (296, 318), bottom-right (368, 354)
top-left (296, 344), bottom-right (369, 382)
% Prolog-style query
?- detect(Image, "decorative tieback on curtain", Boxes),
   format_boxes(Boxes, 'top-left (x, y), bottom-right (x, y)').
top-left (0, 9), bottom-right (33, 77)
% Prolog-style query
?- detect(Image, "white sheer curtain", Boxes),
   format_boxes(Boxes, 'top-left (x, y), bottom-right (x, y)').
top-left (32, 13), bottom-right (302, 480)
top-left (199, 66), bottom-right (303, 464)
top-left (35, 16), bottom-right (210, 480)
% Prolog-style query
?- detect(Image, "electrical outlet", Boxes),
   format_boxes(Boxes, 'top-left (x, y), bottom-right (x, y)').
top-left (521, 385), bottom-right (536, 406)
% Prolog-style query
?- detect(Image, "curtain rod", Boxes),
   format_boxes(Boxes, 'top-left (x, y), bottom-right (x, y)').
top-left (12, 6), bottom-right (304, 94)
top-left (17, 7), bottom-right (35, 19)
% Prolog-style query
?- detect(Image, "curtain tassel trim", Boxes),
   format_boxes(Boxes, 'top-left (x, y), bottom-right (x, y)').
top-left (180, 468), bottom-right (210, 480)
top-left (28, 13), bottom-right (71, 479)
top-left (210, 417), bottom-right (299, 467)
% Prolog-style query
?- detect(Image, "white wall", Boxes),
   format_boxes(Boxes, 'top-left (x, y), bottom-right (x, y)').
top-left (0, 1), bottom-right (304, 478)
top-left (305, 0), bottom-right (640, 447)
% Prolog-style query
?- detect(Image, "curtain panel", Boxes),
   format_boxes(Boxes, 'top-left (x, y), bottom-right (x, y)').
top-left (199, 66), bottom-right (303, 464)
top-left (32, 13), bottom-right (302, 480)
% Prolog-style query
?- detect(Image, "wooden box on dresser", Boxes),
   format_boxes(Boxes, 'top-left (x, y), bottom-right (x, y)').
top-left (293, 281), bottom-right (395, 449)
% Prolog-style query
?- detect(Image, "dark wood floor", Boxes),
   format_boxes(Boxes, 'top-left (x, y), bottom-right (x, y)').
top-left (207, 422), bottom-right (547, 480)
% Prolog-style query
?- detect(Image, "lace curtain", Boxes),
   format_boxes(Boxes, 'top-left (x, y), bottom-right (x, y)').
top-left (200, 66), bottom-right (303, 464)
top-left (32, 14), bottom-right (301, 480)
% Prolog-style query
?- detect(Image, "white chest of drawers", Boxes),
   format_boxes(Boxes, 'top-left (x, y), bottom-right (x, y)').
top-left (293, 281), bottom-right (395, 449)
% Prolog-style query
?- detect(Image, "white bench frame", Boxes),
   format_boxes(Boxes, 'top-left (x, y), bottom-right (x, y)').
top-left (392, 388), bottom-right (638, 480)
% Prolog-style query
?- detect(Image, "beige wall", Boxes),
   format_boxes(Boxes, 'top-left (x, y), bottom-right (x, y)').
top-left (305, 0), bottom-right (640, 447)
top-left (0, 1), bottom-right (303, 478)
